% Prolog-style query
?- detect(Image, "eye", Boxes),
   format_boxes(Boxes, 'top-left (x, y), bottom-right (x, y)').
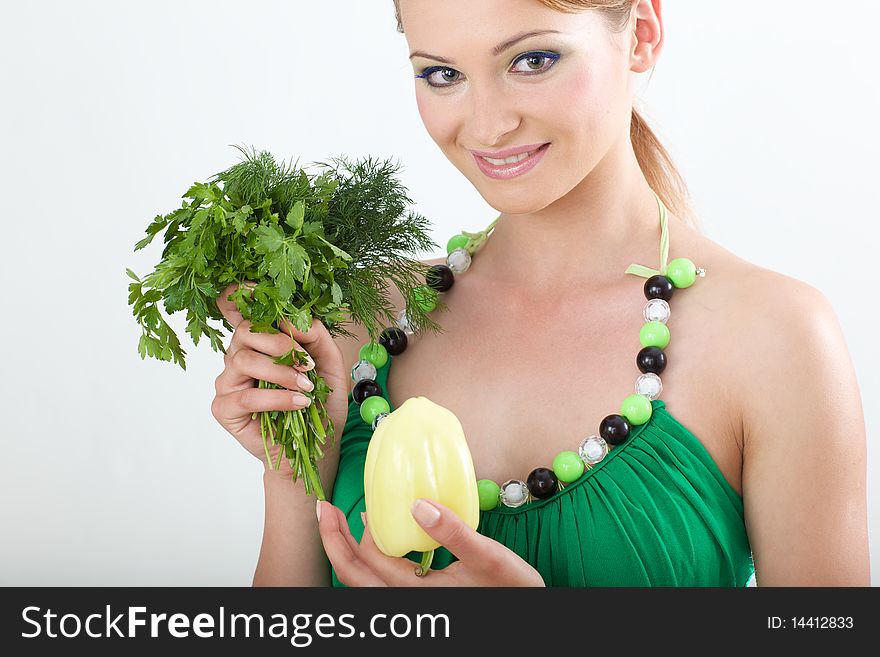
top-left (415, 51), bottom-right (561, 89)
top-left (415, 66), bottom-right (463, 88)
top-left (510, 52), bottom-right (560, 74)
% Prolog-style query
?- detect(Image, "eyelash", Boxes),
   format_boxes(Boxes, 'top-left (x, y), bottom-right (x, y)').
top-left (415, 51), bottom-right (561, 89)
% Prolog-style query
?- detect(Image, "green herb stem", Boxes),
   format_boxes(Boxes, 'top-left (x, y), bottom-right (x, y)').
top-left (417, 549), bottom-right (435, 577)
top-left (260, 415), bottom-right (272, 466)
top-left (275, 431), bottom-right (285, 471)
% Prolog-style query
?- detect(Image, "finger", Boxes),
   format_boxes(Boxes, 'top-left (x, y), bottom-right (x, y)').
top-left (355, 515), bottom-right (431, 586)
top-left (212, 386), bottom-right (312, 421)
top-left (410, 498), bottom-right (492, 566)
top-left (226, 320), bottom-right (314, 372)
top-left (277, 315), bottom-right (335, 373)
top-left (216, 347), bottom-right (315, 395)
top-left (334, 504), bottom-right (368, 557)
top-left (234, 320), bottom-right (315, 372)
top-left (216, 281), bottom-right (257, 329)
top-left (317, 501), bottom-right (386, 587)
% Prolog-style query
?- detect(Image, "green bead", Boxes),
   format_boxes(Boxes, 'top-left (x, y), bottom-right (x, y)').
top-left (639, 321), bottom-right (670, 349)
top-left (477, 479), bottom-right (501, 511)
top-left (552, 450), bottom-right (585, 483)
top-left (412, 285), bottom-right (438, 313)
top-left (621, 394), bottom-right (652, 426)
top-left (446, 234), bottom-right (469, 254)
top-left (667, 257), bottom-right (697, 288)
top-left (358, 341), bottom-right (388, 368)
top-left (360, 395), bottom-right (390, 425)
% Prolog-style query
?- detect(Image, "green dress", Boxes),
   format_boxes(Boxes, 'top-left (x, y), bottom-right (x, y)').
top-left (329, 356), bottom-right (756, 587)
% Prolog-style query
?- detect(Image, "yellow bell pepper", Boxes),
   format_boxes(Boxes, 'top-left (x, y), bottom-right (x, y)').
top-left (363, 396), bottom-right (479, 576)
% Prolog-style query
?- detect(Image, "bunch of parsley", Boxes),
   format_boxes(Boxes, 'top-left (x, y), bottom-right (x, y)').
top-left (127, 145), bottom-right (444, 499)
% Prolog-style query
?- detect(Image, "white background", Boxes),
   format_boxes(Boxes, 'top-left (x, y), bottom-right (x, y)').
top-left (1, 1), bottom-right (877, 585)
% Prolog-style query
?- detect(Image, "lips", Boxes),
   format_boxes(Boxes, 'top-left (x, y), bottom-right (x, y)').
top-left (472, 143), bottom-right (550, 180)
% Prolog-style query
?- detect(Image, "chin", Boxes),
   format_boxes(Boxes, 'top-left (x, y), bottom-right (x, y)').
top-left (472, 179), bottom-right (560, 216)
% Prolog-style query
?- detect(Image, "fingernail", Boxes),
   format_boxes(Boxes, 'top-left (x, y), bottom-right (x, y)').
top-left (297, 373), bottom-right (314, 391)
top-left (360, 511), bottom-right (367, 526)
top-left (411, 498), bottom-right (440, 527)
top-left (292, 392), bottom-right (311, 406)
top-left (316, 499), bottom-right (322, 522)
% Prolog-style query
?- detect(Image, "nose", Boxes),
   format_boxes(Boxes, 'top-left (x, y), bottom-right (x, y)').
top-left (465, 81), bottom-right (522, 149)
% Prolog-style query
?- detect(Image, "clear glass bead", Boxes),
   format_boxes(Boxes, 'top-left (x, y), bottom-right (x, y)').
top-left (696, 267), bottom-right (706, 278)
top-left (635, 372), bottom-right (663, 399)
top-left (351, 359), bottom-right (377, 383)
top-left (395, 307), bottom-right (415, 336)
top-left (500, 479), bottom-right (529, 508)
top-left (578, 435), bottom-right (609, 466)
top-left (446, 247), bottom-right (472, 274)
top-left (643, 298), bottom-right (670, 324)
top-left (372, 412), bottom-right (390, 430)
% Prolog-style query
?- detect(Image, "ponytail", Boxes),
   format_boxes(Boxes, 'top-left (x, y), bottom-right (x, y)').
top-left (631, 106), bottom-right (701, 231)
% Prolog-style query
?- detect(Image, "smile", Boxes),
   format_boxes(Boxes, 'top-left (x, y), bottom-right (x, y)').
top-left (473, 143), bottom-right (550, 180)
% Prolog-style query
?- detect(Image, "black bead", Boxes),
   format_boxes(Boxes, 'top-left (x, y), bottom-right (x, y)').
top-left (644, 275), bottom-right (674, 301)
top-left (426, 264), bottom-right (455, 292)
top-left (526, 467), bottom-right (558, 500)
top-left (352, 379), bottom-right (382, 405)
top-left (636, 346), bottom-right (667, 374)
top-left (600, 414), bottom-right (631, 445)
top-left (379, 327), bottom-right (408, 356)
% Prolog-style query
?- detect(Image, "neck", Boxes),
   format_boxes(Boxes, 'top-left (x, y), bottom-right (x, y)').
top-left (473, 135), bottom-right (674, 294)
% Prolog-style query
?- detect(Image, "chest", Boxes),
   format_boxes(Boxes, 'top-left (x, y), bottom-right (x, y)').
top-left (384, 275), bottom-right (744, 498)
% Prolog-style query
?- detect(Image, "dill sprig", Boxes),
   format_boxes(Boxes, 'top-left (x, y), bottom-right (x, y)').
top-left (316, 153), bottom-right (446, 343)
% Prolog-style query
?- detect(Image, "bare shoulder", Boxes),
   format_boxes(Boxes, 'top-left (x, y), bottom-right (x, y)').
top-left (673, 224), bottom-right (840, 376)
top-left (689, 233), bottom-right (855, 433)
top-left (717, 255), bottom-right (855, 433)
top-left (732, 260), bottom-right (864, 459)
top-left (667, 219), bottom-right (861, 441)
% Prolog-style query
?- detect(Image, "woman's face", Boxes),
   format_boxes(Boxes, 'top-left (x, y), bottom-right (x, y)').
top-left (398, 0), bottom-right (639, 215)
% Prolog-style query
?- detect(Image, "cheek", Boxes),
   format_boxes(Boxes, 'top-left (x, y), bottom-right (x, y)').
top-left (414, 88), bottom-right (456, 146)
top-left (550, 64), bottom-right (625, 146)
top-left (568, 66), bottom-right (613, 120)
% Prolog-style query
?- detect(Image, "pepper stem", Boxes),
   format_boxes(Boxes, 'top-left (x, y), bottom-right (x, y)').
top-left (416, 549), bottom-right (435, 577)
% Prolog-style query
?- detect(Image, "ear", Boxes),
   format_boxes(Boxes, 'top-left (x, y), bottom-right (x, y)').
top-left (630, 0), bottom-right (664, 73)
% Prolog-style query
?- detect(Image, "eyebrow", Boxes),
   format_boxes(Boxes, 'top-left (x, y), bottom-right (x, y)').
top-left (408, 29), bottom-right (562, 64)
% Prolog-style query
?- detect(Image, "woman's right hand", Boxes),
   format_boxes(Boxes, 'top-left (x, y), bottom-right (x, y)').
top-left (210, 281), bottom-right (352, 482)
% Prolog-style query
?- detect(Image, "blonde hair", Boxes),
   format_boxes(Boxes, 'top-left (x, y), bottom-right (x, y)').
top-left (392, 0), bottom-right (702, 232)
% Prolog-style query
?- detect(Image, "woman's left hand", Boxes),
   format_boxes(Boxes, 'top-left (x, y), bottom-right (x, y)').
top-left (317, 498), bottom-right (545, 586)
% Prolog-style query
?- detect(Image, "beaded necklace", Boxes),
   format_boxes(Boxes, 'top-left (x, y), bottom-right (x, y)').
top-left (350, 191), bottom-right (705, 510)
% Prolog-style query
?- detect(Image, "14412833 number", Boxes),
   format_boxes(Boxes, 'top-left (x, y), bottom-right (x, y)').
top-left (767, 617), bottom-right (854, 629)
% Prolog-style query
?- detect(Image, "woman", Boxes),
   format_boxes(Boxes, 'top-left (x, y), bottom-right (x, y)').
top-left (211, 0), bottom-right (869, 586)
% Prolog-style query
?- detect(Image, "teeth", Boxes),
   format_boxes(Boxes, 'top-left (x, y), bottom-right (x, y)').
top-left (481, 150), bottom-right (536, 166)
